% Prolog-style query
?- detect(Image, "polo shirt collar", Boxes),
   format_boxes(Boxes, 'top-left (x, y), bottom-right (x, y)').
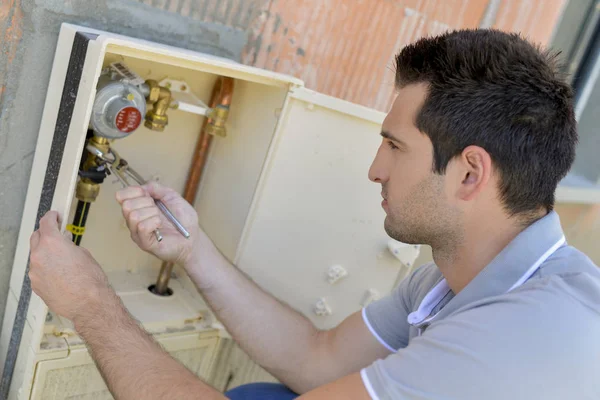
top-left (409, 210), bottom-right (566, 327)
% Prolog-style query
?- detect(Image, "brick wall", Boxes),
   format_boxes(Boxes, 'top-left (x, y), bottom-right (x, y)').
top-left (135, 0), bottom-right (568, 111)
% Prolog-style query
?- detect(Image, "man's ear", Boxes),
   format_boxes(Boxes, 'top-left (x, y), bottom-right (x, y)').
top-left (456, 145), bottom-right (492, 201)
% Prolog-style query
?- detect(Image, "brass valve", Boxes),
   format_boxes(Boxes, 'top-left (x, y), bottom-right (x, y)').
top-left (205, 105), bottom-right (230, 137)
top-left (144, 79), bottom-right (172, 131)
top-left (76, 136), bottom-right (110, 203)
top-left (76, 181), bottom-right (100, 204)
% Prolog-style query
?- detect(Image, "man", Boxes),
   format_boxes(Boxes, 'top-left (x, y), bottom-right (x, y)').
top-left (28, 29), bottom-right (600, 399)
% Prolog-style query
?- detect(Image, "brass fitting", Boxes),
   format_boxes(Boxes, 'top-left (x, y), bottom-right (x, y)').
top-left (206, 105), bottom-right (230, 137)
top-left (76, 136), bottom-right (110, 203)
top-left (76, 181), bottom-right (100, 203)
top-left (144, 79), bottom-right (171, 131)
top-left (89, 136), bottom-right (110, 158)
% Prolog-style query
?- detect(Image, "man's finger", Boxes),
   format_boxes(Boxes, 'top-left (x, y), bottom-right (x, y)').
top-left (63, 229), bottom-right (73, 242)
top-left (39, 211), bottom-right (61, 236)
top-left (30, 230), bottom-right (40, 250)
top-left (115, 186), bottom-right (146, 204)
top-left (129, 206), bottom-right (161, 226)
top-left (138, 216), bottom-right (162, 244)
top-left (143, 181), bottom-right (176, 201)
top-left (121, 197), bottom-right (155, 219)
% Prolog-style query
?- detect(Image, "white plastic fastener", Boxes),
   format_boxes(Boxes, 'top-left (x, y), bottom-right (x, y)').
top-left (314, 298), bottom-right (332, 316)
top-left (327, 264), bottom-right (348, 284)
top-left (387, 239), bottom-right (421, 268)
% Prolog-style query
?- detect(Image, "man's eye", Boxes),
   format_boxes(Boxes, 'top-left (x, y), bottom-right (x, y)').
top-left (387, 140), bottom-right (398, 150)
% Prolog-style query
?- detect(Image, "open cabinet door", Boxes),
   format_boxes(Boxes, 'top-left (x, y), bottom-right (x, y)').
top-left (236, 87), bottom-right (412, 329)
top-left (0, 29), bottom-right (106, 399)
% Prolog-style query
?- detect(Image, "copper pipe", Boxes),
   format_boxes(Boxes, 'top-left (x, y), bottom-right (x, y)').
top-left (153, 77), bottom-right (235, 295)
top-left (184, 77), bottom-right (234, 200)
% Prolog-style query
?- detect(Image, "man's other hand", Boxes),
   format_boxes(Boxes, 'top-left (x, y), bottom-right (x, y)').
top-left (29, 210), bottom-right (110, 323)
top-left (116, 181), bottom-right (204, 267)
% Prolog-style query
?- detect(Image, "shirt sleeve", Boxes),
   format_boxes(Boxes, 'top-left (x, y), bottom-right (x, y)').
top-left (360, 280), bottom-right (595, 400)
top-left (362, 263), bottom-right (436, 352)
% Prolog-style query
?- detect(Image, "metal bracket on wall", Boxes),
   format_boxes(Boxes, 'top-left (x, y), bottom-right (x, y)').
top-left (159, 78), bottom-right (210, 116)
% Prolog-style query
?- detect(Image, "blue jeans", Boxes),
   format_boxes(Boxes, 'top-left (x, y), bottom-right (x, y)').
top-left (225, 382), bottom-right (298, 399)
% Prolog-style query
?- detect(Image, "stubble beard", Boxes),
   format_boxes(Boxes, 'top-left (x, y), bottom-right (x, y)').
top-left (383, 174), bottom-right (461, 249)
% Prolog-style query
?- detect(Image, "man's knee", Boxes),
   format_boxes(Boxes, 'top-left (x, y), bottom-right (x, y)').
top-left (225, 382), bottom-right (298, 400)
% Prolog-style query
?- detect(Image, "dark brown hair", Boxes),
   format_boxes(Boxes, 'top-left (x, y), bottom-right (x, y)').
top-left (395, 29), bottom-right (577, 215)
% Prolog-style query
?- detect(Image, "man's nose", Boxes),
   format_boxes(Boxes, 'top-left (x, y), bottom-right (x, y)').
top-left (368, 147), bottom-right (388, 183)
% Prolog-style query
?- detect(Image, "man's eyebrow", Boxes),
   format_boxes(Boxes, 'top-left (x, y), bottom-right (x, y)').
top-left (381, 130), bottom-right (407, 146)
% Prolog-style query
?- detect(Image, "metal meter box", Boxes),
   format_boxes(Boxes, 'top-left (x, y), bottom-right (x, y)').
top-left (0, 24), bottom-right (415, 399)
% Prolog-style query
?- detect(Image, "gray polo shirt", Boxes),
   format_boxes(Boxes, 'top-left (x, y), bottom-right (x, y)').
top-left (361, 211), bottom-right (600, 399)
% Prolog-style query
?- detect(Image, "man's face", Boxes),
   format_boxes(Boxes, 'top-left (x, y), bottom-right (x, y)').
top-left (369, 84), bottom-right (459, 245)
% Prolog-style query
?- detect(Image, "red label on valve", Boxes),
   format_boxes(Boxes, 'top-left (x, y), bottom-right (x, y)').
top-left (115, 106), bottom-right (142, 133)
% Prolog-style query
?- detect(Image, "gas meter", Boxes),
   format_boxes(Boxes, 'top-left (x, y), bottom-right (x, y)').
top-left (90, 62), bottom-right (153, 139)
top-left (70, 62), bottom-right (176, 244)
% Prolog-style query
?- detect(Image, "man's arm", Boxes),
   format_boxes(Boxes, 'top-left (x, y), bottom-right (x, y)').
top-left (77, 284), bottom-right (375, 400)
top-left (184, 234), bottom-right (391, 394)
top-left (118, 182), bottom-right (392, 394)
top-left (28, 211), bottom-right (227, 400)
top-left (74, 286), bottom-right (226, 400)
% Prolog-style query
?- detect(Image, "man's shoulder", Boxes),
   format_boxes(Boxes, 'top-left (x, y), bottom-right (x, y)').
top-left (457, 269), bottom-right (600, 344)
top-left (534, 244), bottom-right (600, 306)
top-left (523, 269), bottom-right (600, 320)
top-left (540, 244), bottom-right (600, 276)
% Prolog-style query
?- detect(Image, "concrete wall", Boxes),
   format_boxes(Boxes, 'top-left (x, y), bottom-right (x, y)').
top-left (0, 0), bottom-right (584, 328)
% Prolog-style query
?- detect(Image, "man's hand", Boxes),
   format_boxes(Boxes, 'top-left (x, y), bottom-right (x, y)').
top-left (29, 210), bottom-right (110, 323)
top-left (116, 181), bottom-right (206, 267)
top-left (28, 211), bottom-right (227, 400)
